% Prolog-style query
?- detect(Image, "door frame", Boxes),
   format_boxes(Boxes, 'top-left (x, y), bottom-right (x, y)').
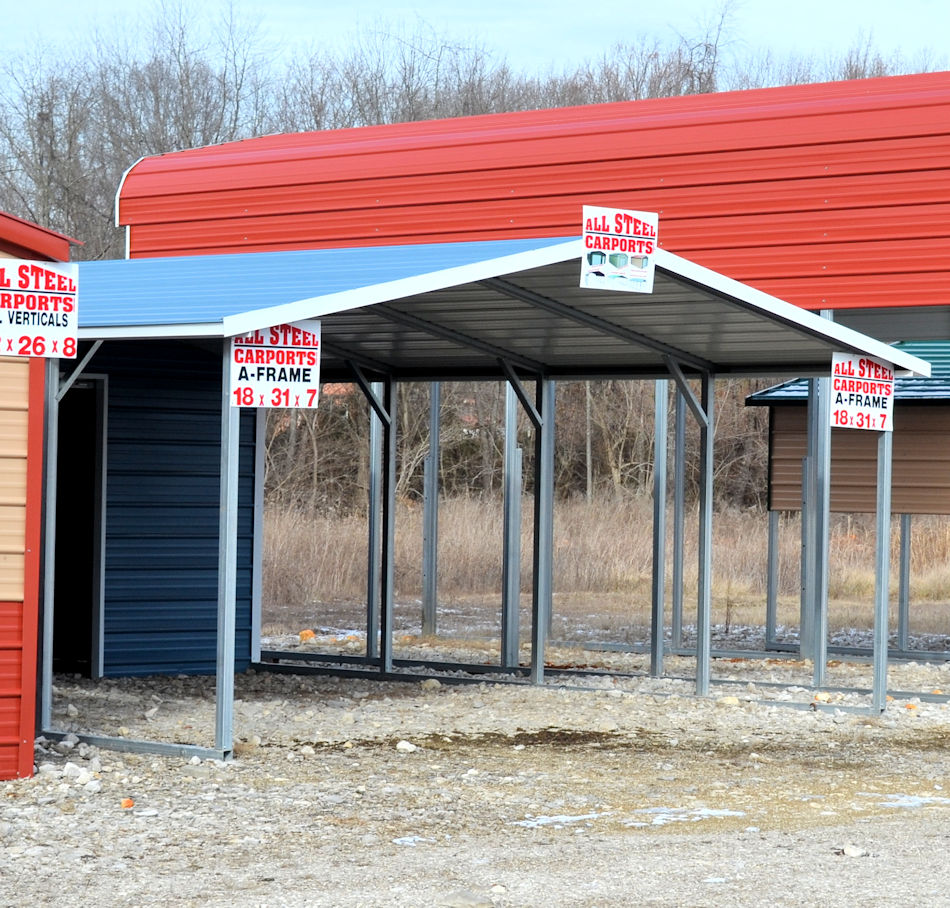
top-left (45, 370), bottom-right (107, 685)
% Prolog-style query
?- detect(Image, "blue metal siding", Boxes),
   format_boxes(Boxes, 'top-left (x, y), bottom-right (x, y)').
top-left (96, 341), bottom-right (255, 676)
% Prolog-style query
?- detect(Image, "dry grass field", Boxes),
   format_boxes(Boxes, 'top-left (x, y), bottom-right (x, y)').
top-left (261, 497), bottom-right (950, 659)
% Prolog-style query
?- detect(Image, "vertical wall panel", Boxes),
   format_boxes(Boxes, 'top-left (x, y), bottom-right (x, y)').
top-left (0, 221), bottom-right (69, 781)
top-left (769, 405), bottom-right (950, 514)
top-left (93, 340), bottom-right (255, 676)
top-left (0, 355), bottom-right (42, 779)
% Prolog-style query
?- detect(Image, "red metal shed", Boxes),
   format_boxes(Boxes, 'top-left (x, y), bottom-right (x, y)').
top-left (117, 72), bottom-right (950, 316)
top-left (0, 212), bottom-right (73, 780)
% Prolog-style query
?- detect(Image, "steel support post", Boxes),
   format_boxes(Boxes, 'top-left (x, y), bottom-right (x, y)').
top-left (366, 382), bottom-right (383, 659)
top-left (872, 429), bottom-right (893, 712)
top-left (502, 382), bottom-right (522, 668)
top-left (766, 509), bottom-right (780, 649)
top-left (650, 379), bottom-right (668, 677)
top-left (380, 379), bottom-right (397, 673)
top-left (40, 358), bottom-right (60, 731)
top-left (800, 380), bottom-right (818, 660)
top-left (812, 376), bottom-right (831, 688)
top-left (671, 390), bottom-right (686, 649)
top-left (422, 381), bottom-right (441, 636)
top-left (696, 372), bottom-right (714, 697)
top-left (898, 513), bottom-right (912, 652)
top-left (215, 340), bottom-right (239, 755)
top-left (250, 411), bottom-right (266, 664)
top-left (530, 379), bottom-right (555, 685)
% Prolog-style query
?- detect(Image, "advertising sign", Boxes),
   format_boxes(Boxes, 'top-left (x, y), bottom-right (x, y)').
top-left (830, 352), bottom-right (894, 432)
top-left (230, 319), bottom-right (321, 408)
top-left (580, 205), bottom-right (658, 293)
top-left (0, 259), bottom-right (78, 358)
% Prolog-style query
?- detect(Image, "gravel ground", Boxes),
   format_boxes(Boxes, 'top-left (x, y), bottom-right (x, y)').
top-left (5, 649), bottom-right (950, 907)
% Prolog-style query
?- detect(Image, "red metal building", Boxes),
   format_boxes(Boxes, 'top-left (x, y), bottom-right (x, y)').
top-left (118, 71), bottom-right (950, 318)
top-left (0, 212), bottom-right (74, 780)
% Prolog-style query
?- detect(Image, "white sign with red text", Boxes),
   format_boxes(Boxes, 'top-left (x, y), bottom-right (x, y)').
top-left (830, 352), bottom-right (894, 432)
top-left (581, 206), bottom-right (658, 294)
top-left (0, 259), bottom-right (78, 358)
top-left (230, 320), bottom-right (321, 408)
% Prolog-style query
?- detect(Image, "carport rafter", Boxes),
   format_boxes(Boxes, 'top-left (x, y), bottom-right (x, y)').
top-left (371, 302), bottom-right (546, 373)
top-left (479, 276), bottom-right (715, 373)
top-left (321, 339), bottom-right (391, 376)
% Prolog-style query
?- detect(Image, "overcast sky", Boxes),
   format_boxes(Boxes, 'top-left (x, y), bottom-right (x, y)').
top-left (6, 0), bottom-right (949, 72)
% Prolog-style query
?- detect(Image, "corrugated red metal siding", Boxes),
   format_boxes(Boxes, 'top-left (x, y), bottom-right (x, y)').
top-left (118, 72), bottom-right (950, 312)
top-left (0, 214), bottom-right (70, 782)
top-left (0, 212), bottom-right (75, 262)
top-left (0, 358), bottom-right (43, 780)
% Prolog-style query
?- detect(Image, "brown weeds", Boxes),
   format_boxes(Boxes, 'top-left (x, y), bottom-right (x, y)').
top-left (262, 499), bottom-right (950, 634)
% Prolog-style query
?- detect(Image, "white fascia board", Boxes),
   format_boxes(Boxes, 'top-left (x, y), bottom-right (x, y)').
top-left (78, 322), bottom-right (225, 341)
top-left (655, 249), bottom-right (932, 377)
top-left (222, 238), bottom-right (583, 338)
top-left (114, 156), bottom-right (147, 229)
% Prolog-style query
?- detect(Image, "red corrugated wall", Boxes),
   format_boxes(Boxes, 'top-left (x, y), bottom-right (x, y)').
top-left (117, 71), bottom-right (950, 312)
top-left (0, 357), bottom-right (44, 780)
top-left (0, 217), bottom-right (70, 781)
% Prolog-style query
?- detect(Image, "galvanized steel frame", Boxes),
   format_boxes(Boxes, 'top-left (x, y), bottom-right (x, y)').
top-left (47, 238), bottom-right (933, 763)
top-left (650, 380), bottom-right (668, 678)
top-left (671, 392), bottom-right (686, 650)
top-left (501, 383), bottom-right (523, 668)
top-left (41, 356), bottom-right (108, 716)
top-left (215, 340), bottom-right (239, 756)
top-left (696, 372), bottom-right (715, 697)
top-left (422, 383), bottom-right (440, 636)
top-left (40, 346), bottom-right (235, 762)
top-left (873, 430), bottom-right (894, 710)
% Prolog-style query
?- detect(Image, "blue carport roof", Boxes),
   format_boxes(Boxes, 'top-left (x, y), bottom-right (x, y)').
top-left (78, 237), bottom-right (576, 332)
top-left (75, 236), bottom-right (932, 380)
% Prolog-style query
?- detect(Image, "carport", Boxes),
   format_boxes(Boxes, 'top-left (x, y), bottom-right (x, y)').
top-left (49, 235), bottom-right (929, 760)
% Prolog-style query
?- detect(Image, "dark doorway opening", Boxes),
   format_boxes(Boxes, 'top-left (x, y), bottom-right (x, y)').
top-left (53, 378), bottom-right (105, 676)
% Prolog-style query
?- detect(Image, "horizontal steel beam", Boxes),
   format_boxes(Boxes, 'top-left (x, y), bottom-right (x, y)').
top-left (373, 303), bottom-right (545, 373)
top-left (480, 277), bottom-right (714, 372)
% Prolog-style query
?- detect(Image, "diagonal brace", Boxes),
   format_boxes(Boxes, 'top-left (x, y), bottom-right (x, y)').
top-left (663, 355), bottom-right (708, 429)
top-left (498, 359), bottom-right (542, 429)
top-left (56, 340), bottom-right (103, 402)
top-left (347, 361), bottom-right (391, 426)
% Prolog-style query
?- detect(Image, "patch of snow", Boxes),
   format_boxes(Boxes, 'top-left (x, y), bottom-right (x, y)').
top-left (512, 812), bottom-right (603, 828)
top-left (625, 805), bottom-right (746, 827)
top-left (392, 835), bottom-right (433, 846)
top-left (867, 794), bottom-right (950, 809)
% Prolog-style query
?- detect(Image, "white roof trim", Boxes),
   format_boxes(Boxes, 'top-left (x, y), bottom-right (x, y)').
top-left (79, 322), bottom-right (224, 341)
top-left (114, 156), bottom-right (147, 230)
top-left (221, 238), bottom-right (583, 338)
top-left (654, 249), bottom-right (932, 377)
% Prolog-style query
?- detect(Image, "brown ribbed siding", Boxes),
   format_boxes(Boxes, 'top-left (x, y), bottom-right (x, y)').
top-left (769, 405), bottom-right (950, 514)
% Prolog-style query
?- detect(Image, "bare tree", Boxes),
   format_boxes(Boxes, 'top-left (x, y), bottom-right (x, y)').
top-left (0, 5), bottom-right (941, 512)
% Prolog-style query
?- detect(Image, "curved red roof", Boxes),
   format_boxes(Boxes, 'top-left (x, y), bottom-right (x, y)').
top-left (117, 71), bottom-right (950, 312)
